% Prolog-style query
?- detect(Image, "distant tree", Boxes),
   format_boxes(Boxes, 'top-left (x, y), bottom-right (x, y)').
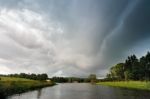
top-left (88, 74), bottom-right (97, 83)
top-left (41, 73), bottom-right (48, 80)
top-left (8, 73), bottom-right (49, 81)
top-left (30, 73), bottom-right (37, 80)
top-left (68, 77), bottom-right (73, 83)
top-left (106, 73), bottom-right (111, 79)
top-left (20, 73), bottom-right (27, 78)
top-left (51, 77), bottom-right (68, 83)
top-left (37, 73), bottom-right (48, 80)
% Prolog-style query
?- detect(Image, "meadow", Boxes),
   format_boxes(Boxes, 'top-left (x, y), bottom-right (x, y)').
top-left (0, 76), bottom-right (55, 98)
top-left (97, 81), bottom-right (150, 91)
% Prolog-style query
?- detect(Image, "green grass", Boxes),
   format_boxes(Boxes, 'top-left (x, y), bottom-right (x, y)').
top-left (0, 77), bottom-right (55, 98)
top-left (97, 81), bottom-right (150, 91)
top-left (0, 76), bottom-right (35, 81)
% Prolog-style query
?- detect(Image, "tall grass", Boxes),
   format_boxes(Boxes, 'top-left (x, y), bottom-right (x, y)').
top-left (0, 76), bottom-right (35, 81)
top-left (97, 81), bottom-right (150, 91)
top-left (0, 77), bottom-right (55, 98)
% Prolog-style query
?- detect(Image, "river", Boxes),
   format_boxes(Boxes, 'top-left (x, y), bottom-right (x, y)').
top-left (7, 83), bottom-right (150, 99)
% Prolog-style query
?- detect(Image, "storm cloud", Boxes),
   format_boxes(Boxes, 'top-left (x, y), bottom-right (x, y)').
top-left (0, 0), bottom-right (150, 77)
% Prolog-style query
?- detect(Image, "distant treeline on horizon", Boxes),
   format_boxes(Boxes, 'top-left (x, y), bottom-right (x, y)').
top-left (0, 73), bottom-right (48, 81)
top-left (51, 76), bottom-right (91, 83)
top-left (0, 73), bottom-right (97, 83)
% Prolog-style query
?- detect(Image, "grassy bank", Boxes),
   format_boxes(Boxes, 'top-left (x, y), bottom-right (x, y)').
top-left (97, 81), bottom-right (150, 91)
top-left (0, 77), bottom-right (55, 98)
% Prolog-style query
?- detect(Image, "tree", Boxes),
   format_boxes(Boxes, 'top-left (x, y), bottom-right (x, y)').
top-left (145, 52), bottom-right (150, 80)
top-left (88, 74), bottom-right (97, 83)
top-left (124, 70), bottom-right (132, 81)
top-left (37, 74), bottom-right (48, 81)
top-left (41, 74), bottom-right (48, 80)
top-left (110, 63), bottom-right (125, 80)
top-left (124, 55), bottom-right (140, 80)
top-left (105, 51), bottom-right (150, 81)
top-left (30, 73), bottom-right (37, 80)
top-left (139, 56), bottom-right (146, 80)
top-left (106, 73), bottom-right (111, 79)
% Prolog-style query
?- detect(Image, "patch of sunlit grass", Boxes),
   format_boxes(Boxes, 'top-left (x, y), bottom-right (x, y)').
top-left (97, 81), bottom-right (150, 90)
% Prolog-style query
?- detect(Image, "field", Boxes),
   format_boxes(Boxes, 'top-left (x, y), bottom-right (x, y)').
top-left (0, 76), bottom-right (36, 81)
top-left (97, 81), bottom-right (150, 91)
top-left (0, 76), bottom-right (55, 98)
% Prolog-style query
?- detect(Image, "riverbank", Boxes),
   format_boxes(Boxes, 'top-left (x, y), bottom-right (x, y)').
top-left (0, 77), bottom-right (55, 98)
top-left (97, 81), bottom-right (150, 91)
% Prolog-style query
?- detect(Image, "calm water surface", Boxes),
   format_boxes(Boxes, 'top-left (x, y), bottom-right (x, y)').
top-left (7, 83), bottom-right (150, 99)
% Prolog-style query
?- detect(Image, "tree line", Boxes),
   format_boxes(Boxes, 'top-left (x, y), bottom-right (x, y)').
top-left (0, 73), bottom-right (97, 83)
top-left (105, 52), bottom-right (150, 81)
top-left (51, 77), bottom-right (90, 83)
top-left (8, 73), bottom-right (48, 81)
top-left (51, 74), bottom-right (97, 83)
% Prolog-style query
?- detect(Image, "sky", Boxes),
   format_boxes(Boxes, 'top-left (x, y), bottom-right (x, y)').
top-left (0, 0), bottom-right (150, 77)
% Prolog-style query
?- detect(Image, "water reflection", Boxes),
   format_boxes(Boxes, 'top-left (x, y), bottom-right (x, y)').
top-left (37, 89), bottom-right (42, 99)
top-left (7, 83), bottom-right (150, 99)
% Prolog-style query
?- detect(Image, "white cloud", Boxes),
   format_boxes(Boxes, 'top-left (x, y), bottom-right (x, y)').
top-left (0, 8), bottom-right (96, 77)
top-left (0, 9), bottom-right (60, 74)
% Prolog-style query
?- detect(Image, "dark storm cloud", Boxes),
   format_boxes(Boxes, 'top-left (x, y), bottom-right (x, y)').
top-left (96, 0), bottom-right (150, 71)
top-left (0, 0), bottom-right (149, 77)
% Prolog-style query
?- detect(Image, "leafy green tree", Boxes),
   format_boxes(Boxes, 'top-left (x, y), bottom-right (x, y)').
top-left (139, 56), bottom-right (146, 80)
top-left (40, 74), bottom-right (48, 80)
top-left (124, 55), bottom-right (139, 80)
top-left (145, 52), bottom-right (150, 80)
top-left (106, 51), bottom-right (150, 81)
top-left (124, 70), bottom-right (132, 81)
top-left (110, 63), bottom-right (125, 80)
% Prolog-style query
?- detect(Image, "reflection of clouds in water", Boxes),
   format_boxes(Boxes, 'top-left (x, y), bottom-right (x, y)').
top-left (7, 84), bottom-right (150, 99)
top-left (7, 90), bottom-right (40, 99)
top-left (54, 85), bottom-right (61, 99)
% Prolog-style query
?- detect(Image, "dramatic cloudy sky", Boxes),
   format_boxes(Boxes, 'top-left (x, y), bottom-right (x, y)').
top-left (0, 0), bottom-right (150, 77)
